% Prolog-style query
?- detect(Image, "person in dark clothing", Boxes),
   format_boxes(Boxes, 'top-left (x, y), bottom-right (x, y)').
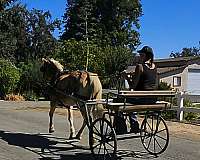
top-left (125, 46), bottom-right (157, 92)
top-left (114, 46), bottom-right (157, 134)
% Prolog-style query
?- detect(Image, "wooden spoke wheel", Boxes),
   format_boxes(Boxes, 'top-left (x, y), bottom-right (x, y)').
top-left (140, 113), bottom-right (169, 155)
top-left (89, 118), bottom-right (117, 160)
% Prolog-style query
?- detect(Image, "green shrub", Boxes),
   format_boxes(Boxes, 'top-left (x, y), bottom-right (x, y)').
top-left (158, 81), bottom-right (171, 90)
top-left (162, 110), bottom-right (177, 120)
top-left (0, 59), bottom-right (20, 96)
top-left (184, 99), bottom-right (199, 121)
top-left (17, 60), bottom-right (44, 100)
top-left (158, 81), bottom-right (177, 119)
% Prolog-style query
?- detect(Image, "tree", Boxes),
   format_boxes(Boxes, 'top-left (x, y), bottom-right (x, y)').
top-left (26, 9), bottom-right (60, 61)
top-left (96, 0), bottom-right (142, 49)
top-left (0, 0), bottom-right (16, 11)
top-left (54, 39), bottom-right (105, 73)
top-left (54, 39), bottom-right (133, 77)
top-left (170, 46), bottom-right (200, 58)
top-left (61, 0), bottom-right (142, 50)
top-left (0, 2), bottom-right (61, 62)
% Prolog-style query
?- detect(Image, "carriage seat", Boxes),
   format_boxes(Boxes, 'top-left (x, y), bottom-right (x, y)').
top-left (105, 101), bottom-right (172, 113)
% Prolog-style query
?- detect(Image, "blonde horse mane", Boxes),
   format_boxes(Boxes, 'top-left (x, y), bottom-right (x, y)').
top-left (49, 58), bottom-right (64, 72)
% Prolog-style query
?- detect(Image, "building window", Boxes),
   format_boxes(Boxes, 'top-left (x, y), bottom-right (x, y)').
top-left (173, 76), bottom-right (181, 87)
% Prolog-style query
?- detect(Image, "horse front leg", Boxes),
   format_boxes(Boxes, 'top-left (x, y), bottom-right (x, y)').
top-left (75, 120), bottom-right (86, 140)
top-left (67, 106), bottom-right (76, 139)
top-left (49, 101), bottom-right (56, 133)
top-left (75, 104), bottom-right (92, 140)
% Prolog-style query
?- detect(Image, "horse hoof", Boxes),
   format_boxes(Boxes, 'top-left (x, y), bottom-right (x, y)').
top-left (49, 128), bottom-right (55, 133)
top-left (75, 135), bottom-right (82, 140)
top-left (68, 135), bottom-right (76, 140)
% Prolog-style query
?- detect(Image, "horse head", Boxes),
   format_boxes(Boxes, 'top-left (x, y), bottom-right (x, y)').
top-left (40, 58), bottom-right (64, 81)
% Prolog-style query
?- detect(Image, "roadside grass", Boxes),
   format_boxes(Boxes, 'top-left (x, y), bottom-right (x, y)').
top-left (194, 103), bottom-right (200, 108)
top-left (184, 102), bottom-right (200, 121)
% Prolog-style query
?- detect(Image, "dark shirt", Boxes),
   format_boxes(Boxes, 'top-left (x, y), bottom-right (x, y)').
top-left (126, 63), bottom-right (157, 104)
top-left (134, 63), bottom-right (157, 91)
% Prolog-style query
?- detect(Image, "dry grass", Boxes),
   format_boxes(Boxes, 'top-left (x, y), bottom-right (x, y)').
top-left (5, 94), bottom-right (25, 101)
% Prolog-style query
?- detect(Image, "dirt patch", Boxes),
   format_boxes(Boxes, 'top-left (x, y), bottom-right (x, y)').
top-left (167, 120), bottom-right (200, 141)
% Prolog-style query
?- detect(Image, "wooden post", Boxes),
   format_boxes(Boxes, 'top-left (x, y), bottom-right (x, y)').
top-left (177, 91), bottom-right (184, 121)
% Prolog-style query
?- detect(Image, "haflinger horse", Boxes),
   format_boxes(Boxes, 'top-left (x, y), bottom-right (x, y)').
top-left (40, 58), bottom-right (104, 139)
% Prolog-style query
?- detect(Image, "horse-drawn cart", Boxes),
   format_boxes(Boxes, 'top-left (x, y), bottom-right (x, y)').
top-left (84, 90), bottom-right (176, 159)
top-left (39, 58), bottom-right (176, 159)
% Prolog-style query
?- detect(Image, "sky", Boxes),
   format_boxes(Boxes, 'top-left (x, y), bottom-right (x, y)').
top-left (19, 0), bottom-right (200, 59)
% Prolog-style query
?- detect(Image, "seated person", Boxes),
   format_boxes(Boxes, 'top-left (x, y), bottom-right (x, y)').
top-left (114, 46), bottom-right (157, 134)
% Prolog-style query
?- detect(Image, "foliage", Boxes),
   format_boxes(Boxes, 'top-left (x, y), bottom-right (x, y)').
top-left (158, 81), bottom-right (172, 90)
top-left (103, 45), bottom-right (133, 75)
top-left (61, 0), bottom-right (142, 50)
top-left (61, 0), bottom-right (98, 42)
top-left (0, 58), bottom-right (20, 96)
top-left (25, 9), bottom-right (60, 61)
top-left (0, 1), bottom-right (59, 99)
top-left (161, 110), bottom-right (177, 120)
top-left (17, 60), bottom-right (44, 100)
top-left (194, 104), bottom-right (200, 108)
top-left (54, 40), bottom-right (95, 72)
top-left (55, 39), bottom-right (133, 75)
top-left (170, 46), bottom-right (200, 58)
top-left (0, 0), bottom-right (142, 99)
top-left (183, 99), bottom-right (200, 121)
top-left (0, 0), bottom-right (16, 11)
top-left (158, 81), bottom-right (177, 120)
top-left (0, 2), bottom-right (60, 62)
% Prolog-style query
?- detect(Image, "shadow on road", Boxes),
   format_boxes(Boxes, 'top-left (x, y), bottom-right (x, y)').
top-left (0, 130), bottom-right (57, 149)
top-left (0, 130), bottom-right (156, 160)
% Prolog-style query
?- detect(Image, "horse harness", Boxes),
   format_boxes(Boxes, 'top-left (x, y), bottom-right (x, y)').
top-left (50, 70), bottom-right (91, 101)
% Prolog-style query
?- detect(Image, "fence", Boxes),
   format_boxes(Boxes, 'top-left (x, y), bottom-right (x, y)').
top-left (174, 92), bottom-right (200, 121)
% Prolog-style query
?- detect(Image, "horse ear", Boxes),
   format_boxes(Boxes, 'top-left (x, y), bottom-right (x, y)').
top-left (42, 58), bottom-right (48, 62)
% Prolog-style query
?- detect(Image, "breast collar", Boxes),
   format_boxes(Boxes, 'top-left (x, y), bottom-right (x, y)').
top-left (50, 71), bottom-right (64, 86)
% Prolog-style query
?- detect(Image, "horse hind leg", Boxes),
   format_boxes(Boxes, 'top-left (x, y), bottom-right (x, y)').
top-left (68, 106), bottom-right (76, 139)
top-left (49, 102), bottom-right (56, 133)
top-left (75, 120), bottom-right (86, 140)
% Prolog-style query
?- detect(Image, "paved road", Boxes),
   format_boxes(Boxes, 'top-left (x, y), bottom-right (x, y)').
top-left (0, 101), bottom-right (199, 160)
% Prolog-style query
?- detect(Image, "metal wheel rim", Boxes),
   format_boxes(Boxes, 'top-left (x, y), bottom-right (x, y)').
top-left (140, 114), bottom-right (169, 155)
top-left (89, 118), bottom-right (117, 159)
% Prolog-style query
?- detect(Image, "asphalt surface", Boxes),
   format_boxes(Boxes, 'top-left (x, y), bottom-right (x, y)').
top-left (0, 101), bottom-right (199, 160)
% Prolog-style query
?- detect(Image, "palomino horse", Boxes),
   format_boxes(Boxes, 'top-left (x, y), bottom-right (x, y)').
top-left (40, 58), bottom-right (103, 139)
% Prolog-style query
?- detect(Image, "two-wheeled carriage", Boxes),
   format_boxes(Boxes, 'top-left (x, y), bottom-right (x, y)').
top-left (83, 90), bottom-right (176, 159)
top-left (40, 57), bottom-right (176, 159)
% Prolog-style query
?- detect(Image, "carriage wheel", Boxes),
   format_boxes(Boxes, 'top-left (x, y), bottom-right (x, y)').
top-left (140, 113), bottom-right (169, 155)
top-left (89, 118), bottom-right (117, 159)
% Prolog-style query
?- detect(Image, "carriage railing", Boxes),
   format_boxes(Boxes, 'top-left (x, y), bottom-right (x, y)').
top-left (106, 90), bottom-right (176, 106)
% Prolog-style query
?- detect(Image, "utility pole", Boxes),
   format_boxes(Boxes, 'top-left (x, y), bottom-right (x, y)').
top-left (85, 11), bottom-right (89, 71)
